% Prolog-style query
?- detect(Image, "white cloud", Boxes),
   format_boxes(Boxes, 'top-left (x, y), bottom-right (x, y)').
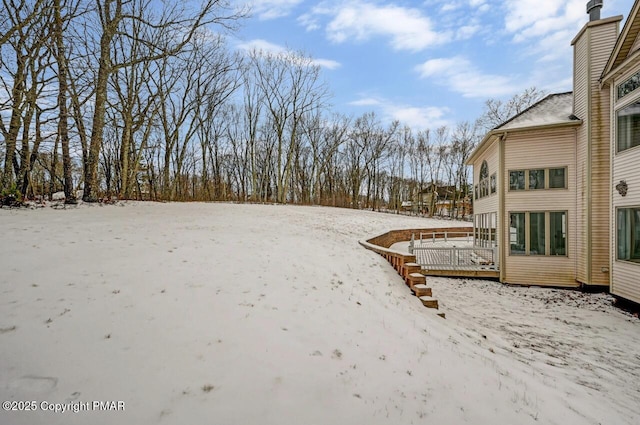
top-left (391, 106), bottom-right (452, 130)
top-left (529, 29), bottom-right (575, 62)
top-left (349, 97), bottom-right (382, 106)
top-left (498, 0), bottom-right (589, 77)
top-left (415, 56), bottom-right (520, 98)
top-left (237, 39), bottom-right (286, 54)
top-left (457, 24), bottom-right (481, 39)
top-left (248, 0), bottom-right (304, 20)
top-left (349, 96), bottom-right (452, 130)
top-left (440, 2), bottom-right (462, 13)
top-left (435, 0), bottom-right (488, 13)
top-left (312, 58), bottom-right (342, 70)
top-left (503, 0), bottom-right (585, 42)
top-left (297, 12), bottom-right (321, 31)
top-left (236, 39), bottom-right (341, 70)
top-left (306, 1), bottom-right (451, 51)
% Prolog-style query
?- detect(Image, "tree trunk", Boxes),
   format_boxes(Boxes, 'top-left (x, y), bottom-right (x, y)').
top-left (54, 0), bottom-right (76, 203)
top-left (83, 31), bottom-right (113, 202)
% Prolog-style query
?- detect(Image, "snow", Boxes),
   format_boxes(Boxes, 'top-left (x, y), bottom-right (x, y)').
top-left (497, 92), bottom-right (578, 131)
top-left (1, 202), bottom-right (638, 425)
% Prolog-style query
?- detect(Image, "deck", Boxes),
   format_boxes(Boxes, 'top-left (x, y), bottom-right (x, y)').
top-left (391, 233), bottom-right (500, 279)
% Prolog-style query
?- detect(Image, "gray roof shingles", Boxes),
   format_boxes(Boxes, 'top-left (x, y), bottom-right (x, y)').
top-left (496, 92), bottom-right (579, 131)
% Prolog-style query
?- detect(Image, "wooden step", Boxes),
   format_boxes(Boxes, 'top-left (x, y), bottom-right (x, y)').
top-left (403, 262), bottom-right (421, 281)
top-left (408, 272), bottom-right (426, 290)
top-left (412, 284), bottom-right (432, 297)
top-left (419, 296), bottom-right (438, 309)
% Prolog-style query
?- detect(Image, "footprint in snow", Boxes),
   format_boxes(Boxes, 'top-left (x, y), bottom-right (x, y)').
top-left (7, 375), bottom-right (58, 393)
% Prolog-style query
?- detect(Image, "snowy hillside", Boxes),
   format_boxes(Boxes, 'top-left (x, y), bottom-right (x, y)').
top-left (1, 202), bottom-right (638, 425)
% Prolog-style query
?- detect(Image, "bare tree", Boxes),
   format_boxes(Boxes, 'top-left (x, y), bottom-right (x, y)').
top-left (50, 0), bottom-right (81, 203)
top-left (478, 86), bottom-right (546, 131)
top-left (0, 0), bottom-right (47, 47)
top-left (249, 48), bottom-right (329, 203)
top-left (450, 121), bottom-right (479, 216)
top-left (82, 0), bottom-right (245, 202)
top-left (0, 0), bottom-right (52, 191)
top-left (388, 126), bottom-right (409, 212)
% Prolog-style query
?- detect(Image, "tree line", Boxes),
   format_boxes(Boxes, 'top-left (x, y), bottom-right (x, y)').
top-left (0, 0), bottom-right (544, 214)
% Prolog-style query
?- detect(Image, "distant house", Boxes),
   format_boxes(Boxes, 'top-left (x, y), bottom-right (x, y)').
top-left (400, 200), bottom-right (413, 212)
top-left (468, 0), bottom-right (640, 304)
top-left (435, 196), bottom-right (472, 218)
top-left (413, 184), bottom-right (470, 218)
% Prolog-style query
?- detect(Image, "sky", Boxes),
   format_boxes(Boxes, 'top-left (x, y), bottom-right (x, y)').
top-left (231, 0), bottom-right (636, 130)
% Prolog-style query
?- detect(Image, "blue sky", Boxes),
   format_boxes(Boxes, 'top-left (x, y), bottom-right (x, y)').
top-left (232, 0), bottom-right (635, 130)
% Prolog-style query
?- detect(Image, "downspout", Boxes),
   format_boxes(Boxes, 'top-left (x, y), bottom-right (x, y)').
top-left (607, 80), bottom-right (614, 292)
top-left (586, 28), bottom-right (593, 286)
top-left (499, 132), bottom-right (507, 282)
top-left (574, 126), bottom-right (579, 282)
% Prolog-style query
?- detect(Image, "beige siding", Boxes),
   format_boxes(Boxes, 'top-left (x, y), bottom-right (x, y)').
top-left (471, 138), bottom-right (500, 251)
top-left (573, 21), bottom-right (618, 286)
top-left (589, 24), bottom-right (616, 286)
top-left (502, 127), bottom-right (578, 287)
top-left (574, 29), bottom-right (589, 283)
top-left (473, 139), bottom-right (499, 215)
top-left (611, 262), bottom-right (640, 304)
top-left (612, 142), bottom-right (640, 192)
top-left (611, 70), bottom-right (640, 301)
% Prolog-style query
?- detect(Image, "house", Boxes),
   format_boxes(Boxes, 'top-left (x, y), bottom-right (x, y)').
top-left (415, 184), bottom-right (471, 218)
top-left (468, 92), bottom-right (584, 287)
top-left (601, 0), bottom-right (640, 304)
top-left (468, 0), bottom-right (640, 304)
top-left (434, 197), bottom-right (473, 218)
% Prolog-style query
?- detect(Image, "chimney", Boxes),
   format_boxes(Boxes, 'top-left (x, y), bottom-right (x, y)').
top-left (586, 0), bottom-right (603, 21)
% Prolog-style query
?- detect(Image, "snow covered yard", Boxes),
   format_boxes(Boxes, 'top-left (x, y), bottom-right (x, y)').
top-left (0, 202), bottom-right (638, 425)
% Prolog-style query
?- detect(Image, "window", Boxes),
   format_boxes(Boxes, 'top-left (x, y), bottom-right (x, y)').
top-left (617, 208), bottom-right (640, 263)
top-left (550, 212), bottom-right (567, 256)
top-left (529, 169), bottom-right (545, 190)
top-left (509, 213), bottom-right (526, 255)
top-left (490, 174), bottom-right (497, 194)
top-left (617, 101), bottom-right (640, 152)
top-left (475, 212), bottom-right (497, 248)
top-left (509, 171), bottom-right (525, 190)
top-left (549, 168), bottom-right (566, 189)
top-left (480, 160), bottom-right (489, 180)
top-left (509, 211), bottom-right (568, 256)
top-left (529, 212), bottom-right (545, 255)
top-left (477, 160), bottom-right (494, 199)
top-left (509, 168), bottom-right (567, 190)
top-left (617, 70), bottom-right (640, 99)
top-left (480, 180), bottom-right (489, 198)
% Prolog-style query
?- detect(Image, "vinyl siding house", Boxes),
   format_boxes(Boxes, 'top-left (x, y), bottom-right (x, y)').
top-left (468, 0), bottom-right (640, 303)
top-left (601, 0), bottom-right (640, 304)
top-left (469, 94), bottom-right (582, 287)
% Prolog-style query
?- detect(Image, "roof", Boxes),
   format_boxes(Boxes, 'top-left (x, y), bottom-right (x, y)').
top-left (495, 92), bottom-right (579, 131)
top-left (467, 92), bottom-right (581, 165)
top-left (601, 0), bottom-right (640, 82)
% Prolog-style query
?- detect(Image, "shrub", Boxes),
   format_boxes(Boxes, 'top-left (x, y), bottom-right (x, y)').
top-left (1, 185), bottom-right (24, 208)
